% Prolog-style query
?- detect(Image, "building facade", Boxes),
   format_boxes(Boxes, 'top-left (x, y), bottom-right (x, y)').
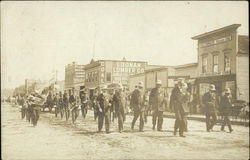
top-left (192, 24), bottom-right (249, 102)
top-left (84, 58), bottom-right (147, 89)
top-left (64, 62), bottom-right (85, 93)
top-left (174, 63), bottom-right (198, 78)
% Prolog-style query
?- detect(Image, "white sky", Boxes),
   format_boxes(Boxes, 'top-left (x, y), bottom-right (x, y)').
top-left (1, 1), bottom-right (248, 89)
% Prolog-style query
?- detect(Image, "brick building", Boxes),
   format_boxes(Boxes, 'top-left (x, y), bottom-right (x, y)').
top-left (84, 58), bottom-right (147, 97)
top-left (64, 62), bottom-right (85, 93)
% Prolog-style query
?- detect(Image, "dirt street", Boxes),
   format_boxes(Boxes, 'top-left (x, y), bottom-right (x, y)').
top-left (2, 103), bottom-right (249, 160)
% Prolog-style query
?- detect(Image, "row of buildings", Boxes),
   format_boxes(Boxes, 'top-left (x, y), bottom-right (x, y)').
top-left (64, 24), bottom-right (249, 106)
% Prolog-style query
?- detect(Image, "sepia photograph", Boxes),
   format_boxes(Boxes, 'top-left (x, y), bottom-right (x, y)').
top-left (1, 1), bottom-right (249, 160)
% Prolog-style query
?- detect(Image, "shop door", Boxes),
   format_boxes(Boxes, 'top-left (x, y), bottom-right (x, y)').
top-left (89, 89), bottom-right (94, 100)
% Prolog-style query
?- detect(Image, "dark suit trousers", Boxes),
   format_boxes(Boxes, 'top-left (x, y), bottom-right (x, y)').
top-left (221, 116), bottom-right (232, 131)
top-left (131, 111), bottom-right (144, 131)
top-left (152, 110), bottom-right (163, 130)
top-left (174, 115), bottom-right (187, 134)
top-left (117, 112), bottom-right (124, 132)
top-left (205, 111), bottom-right (217, 131)
top-left (98, 112), bottom-right (110, 133)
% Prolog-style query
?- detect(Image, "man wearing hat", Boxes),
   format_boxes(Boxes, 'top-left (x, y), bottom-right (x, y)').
top-left (219, 88), bottom-right (233, 133)
top-left (131, 81), bottom-right (145, 131)
top-left (80, 90), bottom-right (89, 119)
top-left (63, 91), bottom-right (70, 121)
top-left (96, 87), bottom-right (112, 133)
top-left (113, 86), bottom-right (126, 133)
top-left (149, 79), bottom-right (168, 131)
top-left (58, 91), bottom-right (64, 119)
top-left (171, 79), bottom-right (190, 137)
top-left (202, 84), bottom-right (218, 132)
top-left (46, 91), bottom-right (53, 113)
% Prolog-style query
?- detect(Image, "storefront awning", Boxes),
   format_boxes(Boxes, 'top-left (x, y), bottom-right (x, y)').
top-left (195, 74), bottom-right (236, 83)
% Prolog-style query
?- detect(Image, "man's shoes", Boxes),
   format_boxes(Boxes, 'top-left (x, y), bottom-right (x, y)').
top-left (173, 131), bottom-right (177, 136)
top-left (139, 130), bottom-right (144, 132)
top-left (229, 129), bottom-right (233, 133)
top-left (179, 134), bottom-right (186, 137)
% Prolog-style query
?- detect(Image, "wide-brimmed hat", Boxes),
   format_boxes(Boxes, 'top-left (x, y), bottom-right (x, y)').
top-left (182, 82), bottom-right (188, 89)
top-left (209, 84), bottom-right (216, 91)
top-left (156, 80), bottom-right (162, 85)
top-left (138, 81), bottom-right (144, 87)
top-left (225, 88), bottom-right (231, 94)
top-left (177, 78), bottom-right (185, 84)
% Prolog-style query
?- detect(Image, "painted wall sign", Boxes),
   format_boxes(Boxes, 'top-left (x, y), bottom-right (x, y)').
top-left (200, 36), bottom-right (232, 47)
top-left (112, 62), bottom-right (145, 74)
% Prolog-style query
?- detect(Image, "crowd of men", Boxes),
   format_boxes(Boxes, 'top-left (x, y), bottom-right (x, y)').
top-left (15, 78), bottom-right (236, 137)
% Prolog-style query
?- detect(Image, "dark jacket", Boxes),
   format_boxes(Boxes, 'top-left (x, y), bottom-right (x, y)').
top-left (202, 91), bottom-right (218, 113)
top-left (46, 94), bottom-right (53, 105)
top-left (80, 95), bottom-right (88, 104)
top-left (171, 86), bottom-right (190, 114)
top-left (219, 95), bottom-right (232, 116)
top-left (58, 96), bottom-right (63, 106)
top-left (63, 94), bottom-right (69, 106)
top-left (53, 96), bottom-right (59, 106)
top-left (149, 88), bottom-right (167, 112)
top-left (69, 95), bottom-right (76, 105)
top-left (113, 92), bottom-right (125, 114)
top-left (97, 92), bottom-right (111, 114)
top-left (130, 89), bottom-right (144, 112)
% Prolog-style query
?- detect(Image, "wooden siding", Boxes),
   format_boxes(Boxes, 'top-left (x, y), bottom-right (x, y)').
top-left (236, 55), bottom-right (249, 102)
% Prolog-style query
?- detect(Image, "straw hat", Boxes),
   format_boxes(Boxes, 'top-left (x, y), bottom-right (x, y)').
top-left (138, 81), bottom-right (144, 88)
top-left (225, 88), bottom-right (231, 94)
top-left (209, 84), bottom-right (216, 91)
top-left (156, 80), bottom-right (162, 85)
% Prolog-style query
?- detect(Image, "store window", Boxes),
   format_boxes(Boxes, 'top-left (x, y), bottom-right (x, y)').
top-left (95, 72), bottom-right (98, 81)
top-left (213, 54), bottom-right (219, 73)
top-left (106, 72), bottom-right (111, 82)
top-left (224, 53), bottom-right (231, 72)
top-left (202, 56), bottom-right (208, 73)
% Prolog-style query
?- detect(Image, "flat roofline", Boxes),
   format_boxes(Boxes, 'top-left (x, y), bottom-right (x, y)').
top-left (97, 59), bottom-right (147, 63)
top-left (192, 24), bottom-right (241, 40)
top-left (174, 63), bottom-right (198, 69)
top-left (145, 67), bottom-right (170, 73)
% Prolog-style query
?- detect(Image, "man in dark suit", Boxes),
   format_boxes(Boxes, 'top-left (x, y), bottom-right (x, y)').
top-left (220, 88), bottom-right (233, 133)
top-left (97, 87), bottom-right (112, 133)
top-left (80, 90), bottom-right (89, 119)
top-left (58, 91), bottom-right (64, 119)
top-left (149, 80), bottom-right (168, 131)
top-left (172, 79), bottom-right (190, 137)
top-left (202, 84), bottom-right (218, 132)
top-left (113, 86), bottom-right (126, 133)
top-left (131, 81), bottom-right (145, 132)
top-left (63, 91), bottom-right (70, 121)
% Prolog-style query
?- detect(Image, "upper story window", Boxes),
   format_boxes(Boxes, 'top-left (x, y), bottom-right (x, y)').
top-left (106, 72), bottom-right (111, 82)
top-left (224, 54), bottom-right (231, 72)
top-left (213, 54), bottom-right (219, 73)
top-left (202, 56), bottom-right (208, 73)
